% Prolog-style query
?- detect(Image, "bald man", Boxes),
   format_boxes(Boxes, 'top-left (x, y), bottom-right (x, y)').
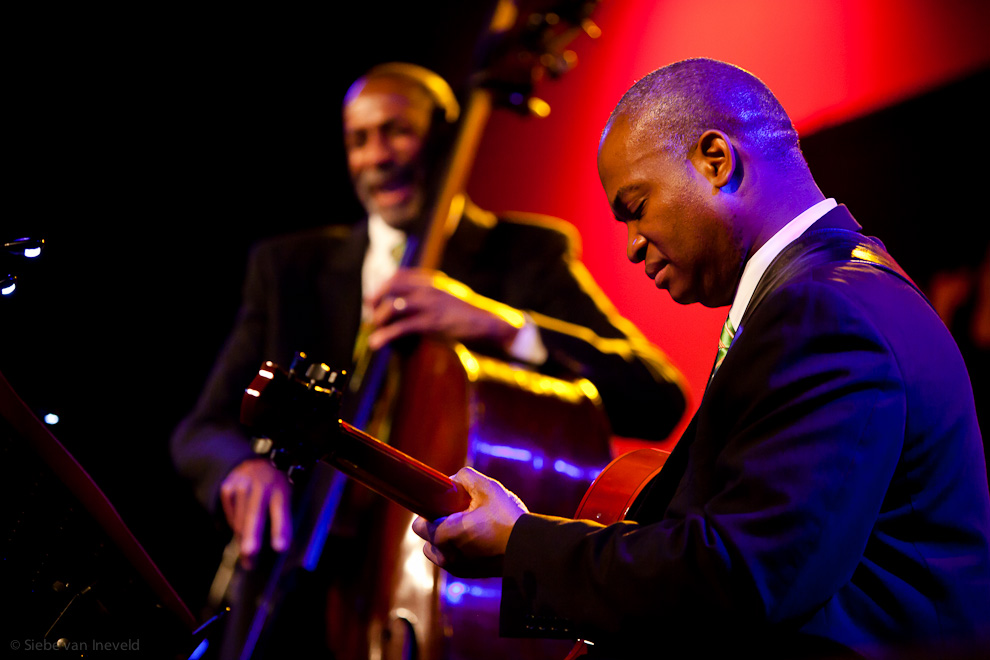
top-left (414, 58), bottom-right (990, 658)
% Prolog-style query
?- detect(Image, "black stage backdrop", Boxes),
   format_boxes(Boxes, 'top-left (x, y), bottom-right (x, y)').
top-left (3, 3), bottom-right (987, 621)
top-left (3, 1), bottom-right (497, 619)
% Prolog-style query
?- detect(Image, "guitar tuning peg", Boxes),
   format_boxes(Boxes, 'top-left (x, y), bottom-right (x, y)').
top-left (289, 351), bottom-right (312, 376)
top-left (251, 436), bottom-right (274, 456)
top-left (304, 361), bottom-right (346, 391)
top-left (304, 362), bottom-right (329, 382)
top-left (540, 50), bottom-right (578, 79)
top-left (287, 464), bottom-right (307, 484)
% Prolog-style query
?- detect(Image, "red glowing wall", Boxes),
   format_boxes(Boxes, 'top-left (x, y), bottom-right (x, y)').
top-left (465, 0), bottom-right (990, 444)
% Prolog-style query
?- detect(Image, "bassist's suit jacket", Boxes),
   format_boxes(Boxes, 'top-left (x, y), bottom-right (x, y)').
top-left (171, 202), bottom-right (687, 514)
top-left (500, 206), bottom-right (990, 658)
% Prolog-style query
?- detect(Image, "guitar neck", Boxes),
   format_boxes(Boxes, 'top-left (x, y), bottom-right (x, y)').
top-left (242, 361), bottom-right (471, 522)
top-left (325, 420), bottom-right (470, 521)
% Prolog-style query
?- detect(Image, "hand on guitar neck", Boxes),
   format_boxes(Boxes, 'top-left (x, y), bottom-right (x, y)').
top-left (411, 466), bottom-right (529, 579)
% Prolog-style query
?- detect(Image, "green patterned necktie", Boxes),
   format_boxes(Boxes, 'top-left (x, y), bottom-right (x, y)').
top-left (391, 239), bottom-right (406, 266)
top-left (712, 315), bottom-right (736, 376)
top-left (352, 237), bottom-right (406, 387)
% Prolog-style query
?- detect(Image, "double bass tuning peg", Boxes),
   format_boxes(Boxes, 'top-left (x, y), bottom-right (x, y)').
top-left (581, 17), bottom-right (601, 39)
top-left (539, 49), bottom-right (578, 79)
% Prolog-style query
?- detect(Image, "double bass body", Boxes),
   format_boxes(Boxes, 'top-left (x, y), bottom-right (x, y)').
top-left (349, 338), bottom-right (612, 660)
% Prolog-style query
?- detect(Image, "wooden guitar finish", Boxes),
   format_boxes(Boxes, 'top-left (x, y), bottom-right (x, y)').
top-left (243, 339), bottom-right (613, 660)
top-left (564, 447), bottom-right (669, 658)
top-left (382, 341), bottom-right (611, 660)
top-left (572, 447), bottom-right (670, 524)
top-left (242, 357), bottom-right (670, 660)
top-left (223, 4), bottom-right (611, 658)
top-left (325, 4), bottom-right (609, 658)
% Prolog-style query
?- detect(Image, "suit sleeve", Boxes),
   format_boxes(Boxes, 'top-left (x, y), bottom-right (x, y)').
top-left (169, 244), bottom-right (272, 513)
top-left (494, 220), bottom-right (688, 441)
top-left (500, 279), bottom-right (907, 647)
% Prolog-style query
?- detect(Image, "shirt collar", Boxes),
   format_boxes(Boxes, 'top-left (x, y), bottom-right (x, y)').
top-left (367, 213), bottom-right (407, 256)
top-left (727, 198), bottom-right (837, 329)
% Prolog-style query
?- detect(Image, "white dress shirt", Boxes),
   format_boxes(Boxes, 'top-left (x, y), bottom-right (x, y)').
top-left (361, 214), bottom-right (548, 364)
top-left (362, 214), bottom-right (407, 321)
top-left (726, 198), bottom-right (838, 333)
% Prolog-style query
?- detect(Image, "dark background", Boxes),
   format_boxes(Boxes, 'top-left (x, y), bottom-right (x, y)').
top-left (2, 1), bottom-right (517, 618)
top-left (3, 2), bottom-right (988, 620)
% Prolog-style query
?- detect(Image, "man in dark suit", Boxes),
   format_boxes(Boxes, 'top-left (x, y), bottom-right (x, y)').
top-left (414, 58), bottom-right (990, 658)
top-left (170, 63), bottom-right (687, 571)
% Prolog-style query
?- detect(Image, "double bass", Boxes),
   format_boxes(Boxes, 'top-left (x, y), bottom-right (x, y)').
top-left (214, 2), bottom-right (614, 658)
top-left (238, 358), bottom-right (669, 659)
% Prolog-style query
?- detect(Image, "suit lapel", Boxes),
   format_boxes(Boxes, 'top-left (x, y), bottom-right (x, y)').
top-left (629, 205), bottom-right (896, 522)
top-left (741, 205), bottom-right (921, 332)
top-left (312, 221), bottom-right (368, 367)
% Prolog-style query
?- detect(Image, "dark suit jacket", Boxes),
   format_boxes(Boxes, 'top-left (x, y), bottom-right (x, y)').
top-left (500, 206), bottom-right (990, 658)
top-left (170, 203), bottom-right (687, 513)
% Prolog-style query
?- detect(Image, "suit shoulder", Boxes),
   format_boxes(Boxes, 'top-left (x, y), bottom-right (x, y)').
top-left (763, 264), bottom-right (937, 347)
top-left (250, 223), bottom-right (362, 258)
top-left (490, 211), bottom-right (582, 259)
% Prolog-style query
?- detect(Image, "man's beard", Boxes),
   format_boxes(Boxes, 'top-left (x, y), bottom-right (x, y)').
top-left (354, 163), bottom-right (425, 229)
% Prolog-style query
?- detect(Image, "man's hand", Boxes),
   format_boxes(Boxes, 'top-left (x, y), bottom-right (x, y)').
top-left (219, 458), bottom-right (292, 565)
top-left (367, 269), bottom-right (526, 352)
top-left (412, 467), bottom-right (528, 578)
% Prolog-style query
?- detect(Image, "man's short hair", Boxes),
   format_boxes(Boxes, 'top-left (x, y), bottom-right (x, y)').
top-left (608, 58), bottom-right (803, 167)
top-left (344, 62), bottom-right (460, 124)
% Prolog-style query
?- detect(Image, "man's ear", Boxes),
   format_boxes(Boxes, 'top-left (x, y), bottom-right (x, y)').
top-left (690, 130), bottom-right (739, 192)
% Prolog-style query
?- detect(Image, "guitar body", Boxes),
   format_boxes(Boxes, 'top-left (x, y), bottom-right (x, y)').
top-left (332, 338), bottom-right (613, 660)
top-left (573, 447), bottom-right (670, 524)
top-left (236, 345), bottom-right (671, 660)
top-left (561, 446), bottom-right (671, 659)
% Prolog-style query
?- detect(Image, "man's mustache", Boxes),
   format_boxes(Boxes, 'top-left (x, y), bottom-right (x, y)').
top-left (355, 163), bottom-right (416, 194)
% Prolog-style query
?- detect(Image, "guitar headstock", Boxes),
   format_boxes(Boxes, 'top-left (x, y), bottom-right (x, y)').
top-left (240, 354), bottom-right (348, 478)
top-left (241, 354), bottom-right (470, 519)
top-left (473, 0), bottom-right (602, 116)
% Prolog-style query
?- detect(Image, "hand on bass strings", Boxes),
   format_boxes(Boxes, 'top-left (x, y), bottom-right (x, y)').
top-left (412, 467), bottom-right (529, 578)
top-left (219, 457), bottom-right (293, 567)
top-left (367, 268), bottom-right (527, 352)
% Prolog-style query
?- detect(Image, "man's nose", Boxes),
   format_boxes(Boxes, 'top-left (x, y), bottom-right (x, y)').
top-left (363, 131), bottom-right (395, 167)
top-left (627, 225), bottom-right (647, 263)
